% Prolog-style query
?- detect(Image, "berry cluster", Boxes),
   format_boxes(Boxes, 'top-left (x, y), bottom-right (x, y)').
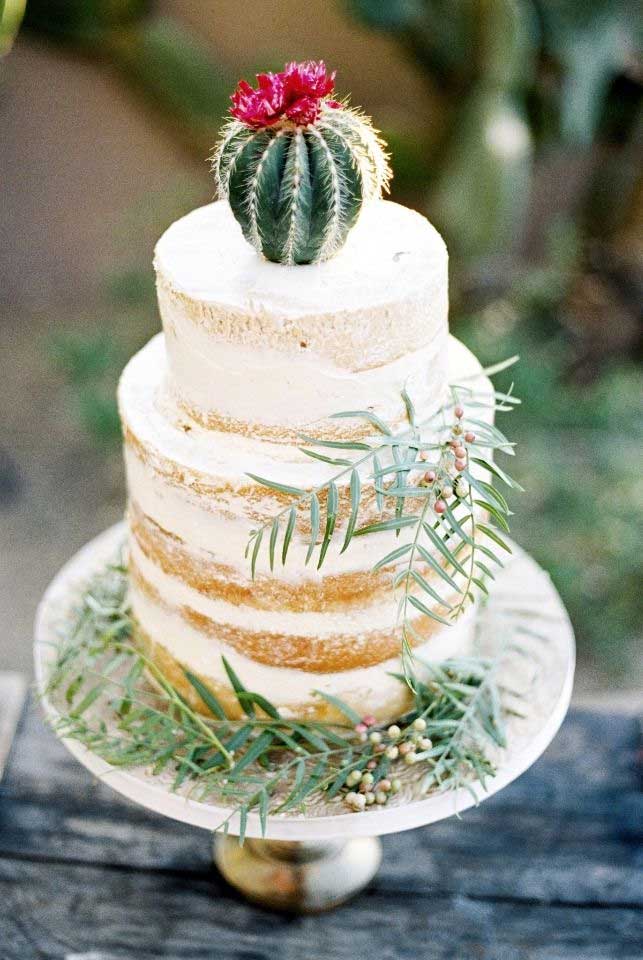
top-left (343, 716), bottom-right (433, 810)
top-left (417, 403), bottom-right (476, 515)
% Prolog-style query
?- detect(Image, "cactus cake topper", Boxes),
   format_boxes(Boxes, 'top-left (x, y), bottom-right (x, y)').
top-left (212, 60), bottom-right (391, 265)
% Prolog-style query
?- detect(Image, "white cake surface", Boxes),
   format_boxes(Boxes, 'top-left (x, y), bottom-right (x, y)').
top-left (155, 198), bottom-right (447, 324)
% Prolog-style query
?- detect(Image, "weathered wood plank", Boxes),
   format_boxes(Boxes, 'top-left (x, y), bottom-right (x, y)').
top-left (1, 704), bottom-right (640, 905)
top-left (0, 858), bottom-right (641, 960)
top-left (1, 785), bottom-right (641, 908)
top-left (0, 700), bottom-right (641, 959)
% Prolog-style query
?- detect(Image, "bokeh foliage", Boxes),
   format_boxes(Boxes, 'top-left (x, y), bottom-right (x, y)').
top-left (456, 223), bottom-right (642, 677)
top-left (347, 0), bottom-right (641, 260)
top-left (0, 0), bottom-right (26, 56)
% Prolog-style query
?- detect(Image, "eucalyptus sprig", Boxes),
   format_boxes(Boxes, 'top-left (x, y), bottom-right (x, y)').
top-left (43, 559), bottom-right (536, 840)
top-left (245, 360), bottom-right (523, 673)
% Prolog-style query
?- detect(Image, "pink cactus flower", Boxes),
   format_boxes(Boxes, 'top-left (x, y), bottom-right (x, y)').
top-left (230, 60), bottom-right (339, 128)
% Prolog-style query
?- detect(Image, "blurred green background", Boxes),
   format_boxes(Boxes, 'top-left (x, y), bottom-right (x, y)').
top-left (1, 0), bottom-right (641, 701)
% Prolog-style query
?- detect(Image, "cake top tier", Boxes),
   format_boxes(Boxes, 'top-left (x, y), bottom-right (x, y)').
top-left (155, 199), bottom-right (445, 319)
top-left (154, 198), bottom-right (449, 437)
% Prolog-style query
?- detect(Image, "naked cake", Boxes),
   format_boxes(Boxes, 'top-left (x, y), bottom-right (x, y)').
top-left (118, 61), bottom-right (495, 722)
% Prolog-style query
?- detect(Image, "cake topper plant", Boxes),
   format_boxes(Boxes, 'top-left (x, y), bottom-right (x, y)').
top-left (212, 60), bottom-right (392, 264)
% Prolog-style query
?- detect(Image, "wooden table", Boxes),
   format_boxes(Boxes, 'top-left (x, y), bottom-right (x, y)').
top-left (0, 698), bottom-right (641, 959)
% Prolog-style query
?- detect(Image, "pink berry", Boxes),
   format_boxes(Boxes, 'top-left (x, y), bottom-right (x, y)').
top-left (465, 432), bottom-right (475, 443)
top-left (442, 486), bottom-right (453, 500)
top-left (419, 451), bottom-right (428, 461)
top-left (367, 759), bottom-right (377, 770)
top-left (424, 470), bottom-right (436, 483)
top-left (454, 405), bottom-right (464, 418)
top-left (454, 446), bottom-right (466, 459)
top-left (455, 458), bottom-right (467, 471)
top-left (434, 499), bottom-right (447, 515)
top-left (363, 715), bottom-right (377, 727)
top-left (355, 723), bottom-right (367, 734)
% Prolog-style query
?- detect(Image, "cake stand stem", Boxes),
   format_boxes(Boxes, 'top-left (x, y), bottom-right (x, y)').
top-left (213, 835), bottom-right (382, 913)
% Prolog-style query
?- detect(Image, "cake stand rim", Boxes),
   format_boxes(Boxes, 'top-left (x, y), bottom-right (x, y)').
top-left (34, 522), bottom-right (575, 841)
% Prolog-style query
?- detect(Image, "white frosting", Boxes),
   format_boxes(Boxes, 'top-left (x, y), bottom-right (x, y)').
top-left (154, 199), bottom-right (449, 427)
top-left (129, 577), bottom-right (476, 712)
top-left (120, 333), bottom-right (492, 485)
top-left (155, 199), bottom-right (447, 328)
top-left (162, 317), bottom-right (445, 432)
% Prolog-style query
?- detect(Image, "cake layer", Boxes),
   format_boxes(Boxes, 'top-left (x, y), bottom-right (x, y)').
top-left (132, 589), bottom-right (476, 722)
top-left (155, 199), bottom-right (449, 439)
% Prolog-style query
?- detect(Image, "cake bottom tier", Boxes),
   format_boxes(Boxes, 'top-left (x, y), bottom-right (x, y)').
top-left (130, 570), bottom-right (476, 723)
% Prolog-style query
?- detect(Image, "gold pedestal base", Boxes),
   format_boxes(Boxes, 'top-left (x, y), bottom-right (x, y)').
top-left (213, 835), bottom-right (382, 913)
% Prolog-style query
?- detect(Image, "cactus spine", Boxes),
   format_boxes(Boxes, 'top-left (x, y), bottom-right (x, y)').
top-left (213, 102), bottom-right (391, 265)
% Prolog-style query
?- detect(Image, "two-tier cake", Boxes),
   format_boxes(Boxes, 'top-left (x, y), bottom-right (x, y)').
top-left (118, 62), bottom-right (494, 722)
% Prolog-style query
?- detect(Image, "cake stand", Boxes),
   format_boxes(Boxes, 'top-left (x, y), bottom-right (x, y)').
top-left (35, 524), bottom-right (575, 913)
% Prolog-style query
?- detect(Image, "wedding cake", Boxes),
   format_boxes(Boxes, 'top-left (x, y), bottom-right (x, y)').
top-left (118, 62), bottom-right (495, 723)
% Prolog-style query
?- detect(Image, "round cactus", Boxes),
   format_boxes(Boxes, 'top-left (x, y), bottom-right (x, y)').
top-left (212, 61), bottom-right (391, 265)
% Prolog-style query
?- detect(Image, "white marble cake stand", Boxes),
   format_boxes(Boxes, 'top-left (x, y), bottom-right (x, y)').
top-left (35, 523), bottom-right (575, 912)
